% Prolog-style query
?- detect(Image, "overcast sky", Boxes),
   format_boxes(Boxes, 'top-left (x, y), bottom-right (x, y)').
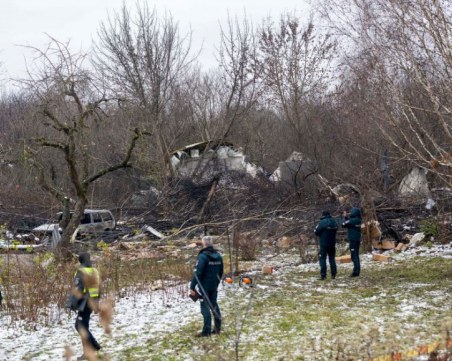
top-left (0, 0), bottom-right (311, 81)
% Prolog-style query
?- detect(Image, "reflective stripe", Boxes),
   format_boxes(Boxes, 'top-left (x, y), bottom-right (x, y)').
top-left (78, 267), bottom-right (100, 298)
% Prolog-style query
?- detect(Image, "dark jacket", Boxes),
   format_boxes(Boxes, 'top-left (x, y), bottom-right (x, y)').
top-left (342, 207), bottom-right (362, 242)
top-left (315, 214), bottom-right (338, 247)
top-left (190, 246), bottom-right (224, 292)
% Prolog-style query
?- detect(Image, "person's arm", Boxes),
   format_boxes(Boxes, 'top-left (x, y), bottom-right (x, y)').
top-left (314, 221), bottom-right (323, 236)
top-left (341, 211), bottom-right (351, 228)
top-left (190, 254), bottom-right (206, 291)
top-left (74, 270), bottom-right (84, 294)
top-left (219, 258), bottom-right (224, 280)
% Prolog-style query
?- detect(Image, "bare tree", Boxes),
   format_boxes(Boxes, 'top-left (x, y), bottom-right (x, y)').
top-left (216, 13), bottom-right (261, 141)
top-left (320, 0), bottom-right (452, 186)
top-left (95, 3), bottom-right (195, 183)
top-left (257, 13), bottom-right (337, 161)
top-left (189, 70), bottom-right (225, 142)
top-left (19, 38), bottom-right (140, 254)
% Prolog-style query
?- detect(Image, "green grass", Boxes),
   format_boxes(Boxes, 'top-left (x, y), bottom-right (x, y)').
top-left (118, 255), bottom-right (452, 360)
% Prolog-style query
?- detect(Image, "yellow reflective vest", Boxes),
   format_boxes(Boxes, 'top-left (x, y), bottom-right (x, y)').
top-left (75, 266), bottom-right (100, 298)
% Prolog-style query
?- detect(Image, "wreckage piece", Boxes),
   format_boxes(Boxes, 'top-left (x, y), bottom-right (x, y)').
top-left (141, 225), bottom-right (165, 239)
top-left (332, 183), bottom-right (361, 205)
top-left (0, 239), bottom-right (48, 251)
top-left (372, 253), bottom-right (393, 262)
top-left (395, 242), bottom-right (408, 252)
top-left (371, 239), bottom-right (395, 250)
top-left (170, 140), bottom-right (264, 180)
top-left (335, 255), bottom-right (352, 263)
top-left (270, 152), bottom-right (322, 196)
top-left (362, 220), bottom-right (382, 242)
top-left (398, 167), bottom-right (431, 199)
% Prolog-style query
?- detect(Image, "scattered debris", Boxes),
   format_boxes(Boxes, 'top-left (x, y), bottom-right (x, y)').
top-left (362, 220), bottom-right (382, 241)
top-left (0, 239), bottom-right (47, 251)
top-left (270, 151), bottom-right (318, 184)
top-left (372, 253), bottom-right (393, 262)
top-left (395, 242), bottom-right (408, 252)
top-left (142, 225), bottom-right (165, 239)
top-left (170, 140), bottom-right (264, 180)
top-left (332, 183), bottom-right (361, 205)
top-left (335, 255), bottom-right (352, 263)
top-left (398, 167), bottom-right (430, 198)
top-left (409, 232), bottom-right (426, 247)
top-left (372, 239), bottom-right (395, 250)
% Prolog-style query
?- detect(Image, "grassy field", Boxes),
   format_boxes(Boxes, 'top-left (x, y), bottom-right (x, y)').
top-left (118, 253), bottom-right (452, 361)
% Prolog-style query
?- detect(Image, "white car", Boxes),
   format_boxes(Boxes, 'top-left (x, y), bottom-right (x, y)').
top-left (33, 209), bottom-right (116, 235)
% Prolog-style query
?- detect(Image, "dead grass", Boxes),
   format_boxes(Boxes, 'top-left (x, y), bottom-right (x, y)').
top-left (0, 246), bottom-right (193, 327)
top-left (1, 244), bottom-right (451, 360)
top-left (117, 254), bottom-right (452, 361)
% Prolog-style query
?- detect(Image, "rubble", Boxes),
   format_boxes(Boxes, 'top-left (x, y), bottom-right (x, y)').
top-left (170, 140), bottom-right (264, 180)
top-left (262, 265), bottom-right (274, 274)
top-left (335, 255), bottom-right (352, 263)
top-left (409, 232), bottom-right (426, 247)
top-left (372, 239), bottom-right (395, 250)
top-left (395, 242), bottom-right (408, 252)
top-left (398, 167), bottom-right (430, 198)
top-left (372, 253), bottom-right (393, 262)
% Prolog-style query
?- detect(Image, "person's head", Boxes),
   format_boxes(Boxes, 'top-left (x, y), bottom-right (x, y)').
top-left (350, 207), bottom-right (362, 218)
top-left (322, 210), bottom-right (331, 217)
top-left (201, 236), bottom-right (214, 248)
top-left (78, 252), bottom-right (91, 266)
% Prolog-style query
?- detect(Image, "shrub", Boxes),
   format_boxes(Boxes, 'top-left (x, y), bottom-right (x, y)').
top-left (419, 219), bottom-right (440, 238)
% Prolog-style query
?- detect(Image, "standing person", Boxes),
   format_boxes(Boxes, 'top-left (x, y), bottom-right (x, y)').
top-left (189, 236), bottom-right (224, 337)
top-left (314, 210), bottom-right (338, 280)
top-left (341, 207), bottom-right (362, 277)
top-left (72, 252), bottom-right (101, 360)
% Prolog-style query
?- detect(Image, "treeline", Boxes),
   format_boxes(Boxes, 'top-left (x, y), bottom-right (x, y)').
top-left (0, 0), bottom-right (451, 220)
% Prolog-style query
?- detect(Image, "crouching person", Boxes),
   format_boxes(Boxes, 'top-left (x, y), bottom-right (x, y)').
top-left (189, 236), bottom-right (223, 337)
top-left (70, 252), bottom-right (101, 360)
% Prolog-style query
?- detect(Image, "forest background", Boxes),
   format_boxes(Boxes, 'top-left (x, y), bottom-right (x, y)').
top-left (0, 0), bottom-right (451, 241)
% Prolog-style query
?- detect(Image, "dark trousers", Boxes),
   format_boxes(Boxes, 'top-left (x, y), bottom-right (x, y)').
top-left (200, 290), bottom-right (221, 335)
top-left (319, 245), bottom-right (337, 278)
top-left (75, 304), bottom-right (101, 352)
top-left (349, 240), bottom-right (361, 276)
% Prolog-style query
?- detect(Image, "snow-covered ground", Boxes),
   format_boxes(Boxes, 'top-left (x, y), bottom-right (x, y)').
top-left (0, 243), bottom-right (451, 361)
top-left (0, 285), bottom-right (204, 361)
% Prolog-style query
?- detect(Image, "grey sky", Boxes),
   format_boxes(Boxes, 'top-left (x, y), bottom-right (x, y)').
top-left (0, 0), bottom-right (311, 80)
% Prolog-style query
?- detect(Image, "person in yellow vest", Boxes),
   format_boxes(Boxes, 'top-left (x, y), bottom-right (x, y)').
top-left (73, 252), bottom-right (101, 360)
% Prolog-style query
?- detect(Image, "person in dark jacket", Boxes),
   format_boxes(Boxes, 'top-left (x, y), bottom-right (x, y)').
top-left (190, 236), bottom-right (224, 337)
top-left (341, 207), bottom-right (362, 277)
top-left (72, 252), bottom-right (101, 360)
top-left (314, 210), bottom-right (338, 280)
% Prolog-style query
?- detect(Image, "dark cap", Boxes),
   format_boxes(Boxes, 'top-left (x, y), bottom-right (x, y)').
top-left (78, 252), bottom-right (91, 265)
top-left (322, 210), bottom-right (331, 217)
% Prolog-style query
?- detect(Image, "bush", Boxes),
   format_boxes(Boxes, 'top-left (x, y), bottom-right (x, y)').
top-left (239, 233), bottom-right (260, 261)
top-left (419, 219), bottom-right (440, 238)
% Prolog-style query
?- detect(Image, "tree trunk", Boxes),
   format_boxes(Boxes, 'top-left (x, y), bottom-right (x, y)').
top-left (58, 197), bottom-right (87, 256)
